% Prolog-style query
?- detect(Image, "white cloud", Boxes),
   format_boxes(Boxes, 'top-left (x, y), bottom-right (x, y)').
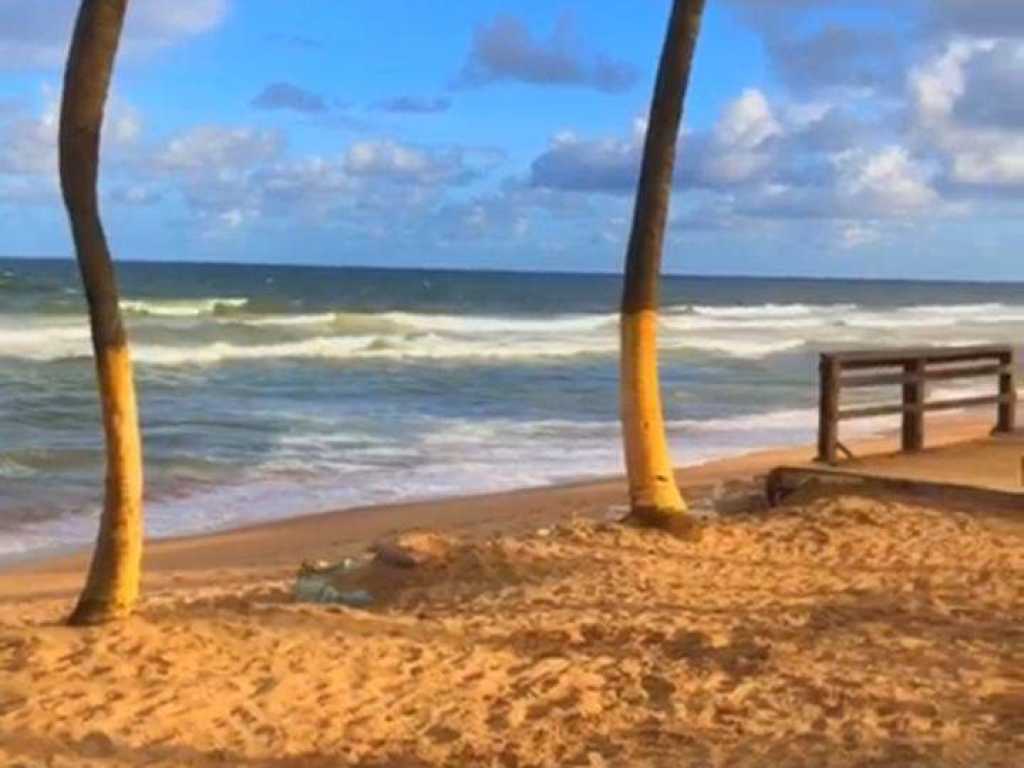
top-left (531, 89), bottom-right (798, 193)
top-left (714, 89), bottom-right (782, 150)
top-left (0, 0), bottom-right (228, 70)
top-left (0, 86), bottom-right (143, 204)
top-left (126, 0), bottom-right (228, 41)
top-left (909, 39), bottom-right (989, 120)
top-left (0, 101), bottom-right (58, 176)
top-left (530, 83), bottom-right (947, 253)
top-left (133, 127), bottom-right (504, 240)
top-left (344, 139), bottom-right (498, 186)
top-left (839, 222), bottom-right (881, 250)
top-left (157, 126), bottom-right (283, 172)
top-left (833, 146), bottom-right (938, 214)
top-left (346, 141), bottom-right (437, 179)
top-left (455, 12), bottom-right (637, 93)
top-left (218, 207), bottom-right (250, 229)
top-left (911, 40), bottom-right (1024, 189)
top-left (704, 89), bottom-right (782, 183)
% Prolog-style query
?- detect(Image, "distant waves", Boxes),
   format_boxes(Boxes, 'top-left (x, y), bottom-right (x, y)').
top-left (3, 300), bottom-right (1023, 366)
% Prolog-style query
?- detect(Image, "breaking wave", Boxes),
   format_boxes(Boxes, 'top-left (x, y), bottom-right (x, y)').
top-left (120, 297), bottom-right (249, 317)
top-left (5, 299), bottom-right (1022, 366)
top-left (679, 302), bottom-right (857, 318)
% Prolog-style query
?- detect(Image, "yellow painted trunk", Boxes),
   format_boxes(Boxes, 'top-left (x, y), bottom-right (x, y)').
top-left (67, 343), bottom-right (143, 625)
top-left (61, 0), bottom-right (143, 625)
top-left (620, 309), bottom-right (687, 522)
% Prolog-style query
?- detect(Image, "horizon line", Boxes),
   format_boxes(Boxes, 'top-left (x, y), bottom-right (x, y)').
top-left (2, 253), bottom-right (1023, 288)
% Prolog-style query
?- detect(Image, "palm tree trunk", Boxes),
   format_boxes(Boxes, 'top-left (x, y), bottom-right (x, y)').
top-left (60, 0), bottom-right (143, 625)
top-left (620, 0), bottom-right (706, 530)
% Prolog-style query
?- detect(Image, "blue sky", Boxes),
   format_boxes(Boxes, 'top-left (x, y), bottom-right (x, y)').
top-left (2, 0), bottom-right (1024, 280)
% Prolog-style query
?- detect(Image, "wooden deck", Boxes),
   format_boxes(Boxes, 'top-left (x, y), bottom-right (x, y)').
top-left (768, 430), bottom-right (1024, 509)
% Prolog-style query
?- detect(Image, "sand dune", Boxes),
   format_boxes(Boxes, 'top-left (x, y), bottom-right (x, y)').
top-left (2, 485), bottom-right (1022, 767)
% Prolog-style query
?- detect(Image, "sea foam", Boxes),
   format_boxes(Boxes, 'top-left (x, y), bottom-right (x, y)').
top-left (120, 297), bottom-right (249, 317)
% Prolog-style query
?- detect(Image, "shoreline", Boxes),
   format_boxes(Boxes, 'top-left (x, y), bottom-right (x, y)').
top-left (0, 411), bottom-right (998, 601)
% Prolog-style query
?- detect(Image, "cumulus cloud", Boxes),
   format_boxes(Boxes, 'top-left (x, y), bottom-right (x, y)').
top-left (0, 0), bottom-right (228, 70)
top-left (529, 89), bottom-right (785, 194)
top-left (726, 142), bottom-right (939, 225)
top-left (952, 43), bottom-right (1024, 130)
top-left (910, 40), bottom-right (1024, 191)
top-left (525, 0), bottom-right (1024, 253)
top-left (130, 126), bottom-right (506, 239)
top-left (0, 102), bottom-right (61, 177)
top-left (157, 126), bottom-right (284, 172)
top-left (529, 123), bottom-right (642, 194)
top-left (5, 0), bottom-right (1022, 262)
top-left (0, 87), bottom-right (142, 204)
top-left (456, 13), bottom-right (637, 93)
top-left (109, 184), bottom-right (163, 206)
top-left (838, 222), bottom-right (881, 250)
top-left (529, 81), bottom-right (945, 252)
top-left (427, 178), bottom-right (596, 247)
top-left (833, 147), bottom-right (938, 214)
top-left (126, 0), bottom-right (228, 43)
top-left (764, 24), bottom-right (904, 97)
top-left (344, 140), bottom-right (502, 186)
top-left (251, 82), bottom-right (327, 114)
top-left (703, 89), bottom-right (782, 184)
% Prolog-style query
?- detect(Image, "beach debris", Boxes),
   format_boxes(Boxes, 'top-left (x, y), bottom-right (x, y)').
top-left (294, 558), bottom-right (374, 606)
top-left (299, 556), bottom-right (365, 575)
top-left (605, 505), bottom-right (630, 522)
top-left (292, 532), bottom-right (454, 606)
top-left (718, 489), bottom-right (768, 515)
top-left (535, 527), bottom-right (552, 538)
top-left (372, 531), bottom-right (452, 569)
top-left (293, 573), bottom-right (374, 607)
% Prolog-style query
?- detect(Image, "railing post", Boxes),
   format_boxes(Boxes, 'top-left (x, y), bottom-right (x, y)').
top-left (817, 354), bottom-right (840, 464)
top-left (996, 349), bottom-right (1017, 434)
top-left (902, 358), bottom-right (926, 452)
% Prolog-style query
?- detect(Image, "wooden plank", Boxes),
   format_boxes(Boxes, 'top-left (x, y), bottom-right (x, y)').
top-left (924, 394), bottom-right (1008, 413)
top-left (902, 359), bottom-right (925, 452)
top-left (833, 344), bottom-right (1010, 369)
top-left (840, 364), bottom-right (1011, 389)
top-left (996, 350), bottom-right (1017, 433)
top-left (838, 402), bottom-right (906, 420)
top-left (817, 355), bottom-right (841, 464)
top-left (839, 394), bottom-right (1008, 421)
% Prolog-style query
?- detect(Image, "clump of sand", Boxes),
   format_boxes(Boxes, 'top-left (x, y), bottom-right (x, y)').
top-left (1, 489), bottom-right (1022, 767)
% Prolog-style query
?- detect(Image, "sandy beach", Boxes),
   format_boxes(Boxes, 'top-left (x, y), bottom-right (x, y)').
top-left (1, 416), bottom-right (1022, 767)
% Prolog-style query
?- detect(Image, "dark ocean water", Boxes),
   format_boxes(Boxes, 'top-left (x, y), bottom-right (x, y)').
top-left (2, 257), bottom-right (1022, 560)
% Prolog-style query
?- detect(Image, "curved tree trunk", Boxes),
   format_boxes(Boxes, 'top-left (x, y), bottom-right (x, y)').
top-left (60, 0), bottom-right (143, 625)
top-left (620, 0), bottom-right (706, 530)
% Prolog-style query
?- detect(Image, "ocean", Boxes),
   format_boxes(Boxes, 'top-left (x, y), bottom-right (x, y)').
top-left (2, 257), bottom-right (1022, 562)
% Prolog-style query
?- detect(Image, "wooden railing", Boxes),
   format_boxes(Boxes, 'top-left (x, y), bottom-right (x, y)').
top-left (817, 345), bottom-right (1017, 464)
